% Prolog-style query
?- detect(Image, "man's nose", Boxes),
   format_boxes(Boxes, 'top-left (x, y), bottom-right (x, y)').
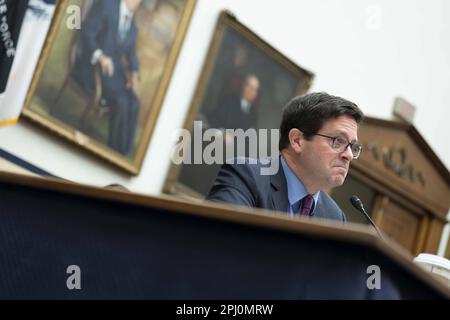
top-left (341, 145), bottom-right (353, 161)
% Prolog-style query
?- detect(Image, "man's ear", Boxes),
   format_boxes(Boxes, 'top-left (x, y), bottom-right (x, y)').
top-left (288, 128), bottom-right (304, 153)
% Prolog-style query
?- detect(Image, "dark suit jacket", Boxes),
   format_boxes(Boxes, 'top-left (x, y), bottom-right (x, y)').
top-left (206, 157), bottom-right (347, 223)
top-left (207, 95), bottom-right (257, 131)
top-left (74, 0), bottom-right (139, 96)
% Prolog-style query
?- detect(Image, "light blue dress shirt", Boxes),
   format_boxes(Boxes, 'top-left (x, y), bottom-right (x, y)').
top-left (280, 156), bottom-right (320, 216)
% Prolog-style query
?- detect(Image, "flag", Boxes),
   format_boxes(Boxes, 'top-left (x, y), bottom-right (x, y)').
top-left (0, 0), bottom-right (56, 127)
top-left (0, 0), bottom-right (29, 94)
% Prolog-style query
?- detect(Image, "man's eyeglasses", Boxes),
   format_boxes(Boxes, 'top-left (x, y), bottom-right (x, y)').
top-left (315, 133), bottom-right (362, 159)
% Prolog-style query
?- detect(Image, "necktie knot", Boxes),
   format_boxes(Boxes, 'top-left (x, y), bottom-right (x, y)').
top-left (300, 194), bottom-right (314, 216)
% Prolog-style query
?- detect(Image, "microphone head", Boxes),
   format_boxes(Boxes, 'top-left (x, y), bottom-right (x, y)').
top-left (350, 195), bottom-right (364, 211)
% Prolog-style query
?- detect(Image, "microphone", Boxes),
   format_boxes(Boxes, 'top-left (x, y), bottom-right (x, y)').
top-left (350, 195), bottom-right (384, 240)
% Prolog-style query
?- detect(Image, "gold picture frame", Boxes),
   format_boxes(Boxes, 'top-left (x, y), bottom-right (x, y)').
top-left (22, 0), bottom-right (196, 175)
top-left (164, 10), bottom-right (314, 198)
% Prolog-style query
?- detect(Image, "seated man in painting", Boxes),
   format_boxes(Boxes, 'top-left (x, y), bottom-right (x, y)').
top-left (74, 0), bottom-right (142, 155)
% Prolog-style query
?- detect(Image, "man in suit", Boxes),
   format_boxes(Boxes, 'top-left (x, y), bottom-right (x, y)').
top-left (207, 74), bottom-right (260, 131)
top-left (206, 92), bottom-right (364, 222)
top-left (74, 0), bottom-right (142, 155)
top-left (182, 74), bottom-right (260, 195)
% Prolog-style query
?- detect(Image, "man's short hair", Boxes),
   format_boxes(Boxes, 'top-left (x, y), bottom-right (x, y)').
top-left (279, 92), bottom-right (364, 150)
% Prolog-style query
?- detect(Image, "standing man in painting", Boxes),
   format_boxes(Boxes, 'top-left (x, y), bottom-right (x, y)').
top-left (75, 0), bottom-right (142, 155)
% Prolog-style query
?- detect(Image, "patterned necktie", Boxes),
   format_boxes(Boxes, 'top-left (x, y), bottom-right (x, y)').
top-left (300, 194), bottom-right (314, 216)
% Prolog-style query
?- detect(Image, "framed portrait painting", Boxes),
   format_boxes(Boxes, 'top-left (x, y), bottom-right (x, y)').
top-left (164, 11), bottom-right (314, 198)
top-left (22, 0), bottom-right (196, 174)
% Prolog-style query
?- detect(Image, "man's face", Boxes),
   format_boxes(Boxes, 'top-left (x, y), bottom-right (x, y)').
top-left (125, 0), bottom-right (142, 13)
top-left (242, 76), bottom-right (259, 104)
top-left (297, 115), bottom-right (358, 191)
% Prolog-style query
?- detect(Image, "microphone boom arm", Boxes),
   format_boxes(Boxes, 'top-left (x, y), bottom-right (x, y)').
top-left (350, 195), bottom-right (384, 241)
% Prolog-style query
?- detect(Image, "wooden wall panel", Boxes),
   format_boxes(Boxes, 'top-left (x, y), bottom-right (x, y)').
top-left (356, 124), bottom-right (449, 218)
top-left (422, 218), bottom-right (445, 254)
top-left (376, 199), bottom-right (420, 252)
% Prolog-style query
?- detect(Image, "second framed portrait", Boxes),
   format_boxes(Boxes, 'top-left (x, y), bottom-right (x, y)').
top-left (22, 0), bottom-right (196, 174)
top-left (165, 11), bottom-right (314, 198)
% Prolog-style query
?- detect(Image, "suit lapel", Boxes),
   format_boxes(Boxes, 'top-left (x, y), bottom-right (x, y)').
top-left (270, 158), bottom-right (289, 212)
top-left (312, 193), bottom-right (326, 219)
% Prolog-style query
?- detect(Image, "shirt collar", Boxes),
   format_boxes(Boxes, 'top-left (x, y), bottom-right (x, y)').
top-left (240, 98), bottom-right (251, 113)
top-left (280, 155), bottom-right (320, 212)
top-left (121, 0), bottom-right (133, 18)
